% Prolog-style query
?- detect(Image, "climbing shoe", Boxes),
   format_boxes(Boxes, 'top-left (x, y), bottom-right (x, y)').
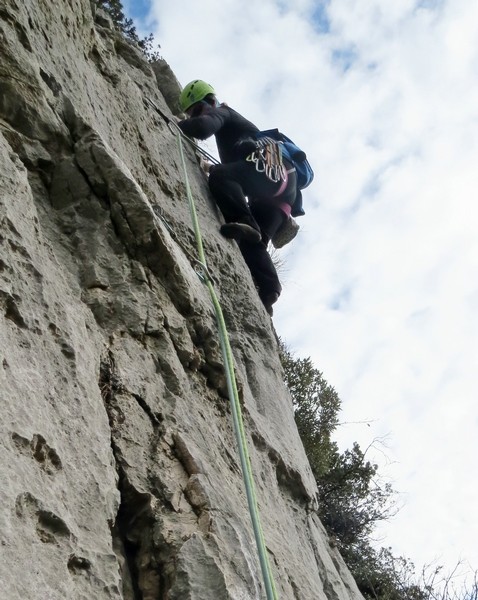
top-left (271, 217), bottom-right (300, 249)
top-left (260, 291), bottom-right (280, 316)
top-left (220, 222), bottom-right (261, 244)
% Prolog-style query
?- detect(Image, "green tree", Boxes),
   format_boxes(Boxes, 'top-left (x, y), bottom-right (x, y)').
top-left (279, 342), bottom-right (411, 598)
top-left (279, 341), bottom-right (477, 599)
top-left (280, 344), bottom-right (341, 477)
top-left (280, 341), bottom-right (394, 547)
top-left (343, 542), bottom-right (427, 600)
top-left (318, 442), bottom-right (395, 548)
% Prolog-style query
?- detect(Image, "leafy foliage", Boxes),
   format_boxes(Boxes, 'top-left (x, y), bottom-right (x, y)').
top-left (95, 0), bottom-right (161, 62)
top-left (280, 346), bottom-right (340, 477)
top-left (319, 442), bottom-right (396, 548)
top-left (280, 342), bottom-right (394, 548)
top-left (279, 341), bottom-right (476, 600)
top-left (343, 542), bottom-right (427, 600)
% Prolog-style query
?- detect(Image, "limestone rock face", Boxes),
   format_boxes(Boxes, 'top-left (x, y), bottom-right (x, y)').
top-left (0, 2), bottom-right (364, 599)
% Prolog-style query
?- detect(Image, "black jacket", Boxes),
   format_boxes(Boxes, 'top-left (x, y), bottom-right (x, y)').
top-left (178, 104), bottom-right (259, 164)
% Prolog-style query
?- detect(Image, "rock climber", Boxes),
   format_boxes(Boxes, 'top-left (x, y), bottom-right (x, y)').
top-left (177, 79), bottom-right (298, 316)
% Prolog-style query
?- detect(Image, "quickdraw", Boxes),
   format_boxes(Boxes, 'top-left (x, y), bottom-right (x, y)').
top-left (246, 137), bottom-right (287, 184)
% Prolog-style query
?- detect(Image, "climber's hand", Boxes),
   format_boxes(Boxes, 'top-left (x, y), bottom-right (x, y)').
top-left (199, 158), bottom-right (212, 174)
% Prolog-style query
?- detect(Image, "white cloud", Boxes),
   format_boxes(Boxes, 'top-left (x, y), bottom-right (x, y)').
top-left (139, 0), bottom-right (478, 587)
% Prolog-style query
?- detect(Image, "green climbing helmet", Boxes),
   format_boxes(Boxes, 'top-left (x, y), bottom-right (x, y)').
top-left (179, 80), bottom-right (216, 112)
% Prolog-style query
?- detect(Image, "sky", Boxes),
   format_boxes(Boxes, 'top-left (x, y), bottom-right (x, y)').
top-left (125, 0), bottom-right (478, 591)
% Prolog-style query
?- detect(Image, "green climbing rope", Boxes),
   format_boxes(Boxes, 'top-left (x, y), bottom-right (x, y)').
top-left (175, 131), bottom-right (279, 600)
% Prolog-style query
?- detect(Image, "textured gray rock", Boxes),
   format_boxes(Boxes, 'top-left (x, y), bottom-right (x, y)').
top-left (0, 1), bottom-right (364, 598)
top-left (151, 58), bottom-right (184, 116)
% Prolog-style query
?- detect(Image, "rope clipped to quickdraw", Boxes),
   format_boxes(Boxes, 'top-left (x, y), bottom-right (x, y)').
top-left (175, 130), bottom-right (279, 600)
top-left (151, 205), bottom-right (211, 280)
top-left (144, 96), bottom-right (220, 167)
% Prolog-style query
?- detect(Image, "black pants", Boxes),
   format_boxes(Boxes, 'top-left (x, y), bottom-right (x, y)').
top-left (209, 160), bottom-right (296, 299)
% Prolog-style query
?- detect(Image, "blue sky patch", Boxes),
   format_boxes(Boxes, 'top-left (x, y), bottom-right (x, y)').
top-left (124, 0), bottom-right (150, 22)
top-left (329, 285), bottom-right (353, 311)
top-left (415, 0), bottom-right (444, 9)
top-left (331, 46), bottom-right (358, 73)
top-left (311, 1), bottom-right (331, 34)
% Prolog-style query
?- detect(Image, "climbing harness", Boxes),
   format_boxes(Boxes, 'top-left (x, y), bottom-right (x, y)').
top-left (174, 130), bottom-right (279, 600)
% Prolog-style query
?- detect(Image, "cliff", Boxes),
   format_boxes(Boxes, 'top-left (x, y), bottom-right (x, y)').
top-left (0, 1), bottom-right (364, 598)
